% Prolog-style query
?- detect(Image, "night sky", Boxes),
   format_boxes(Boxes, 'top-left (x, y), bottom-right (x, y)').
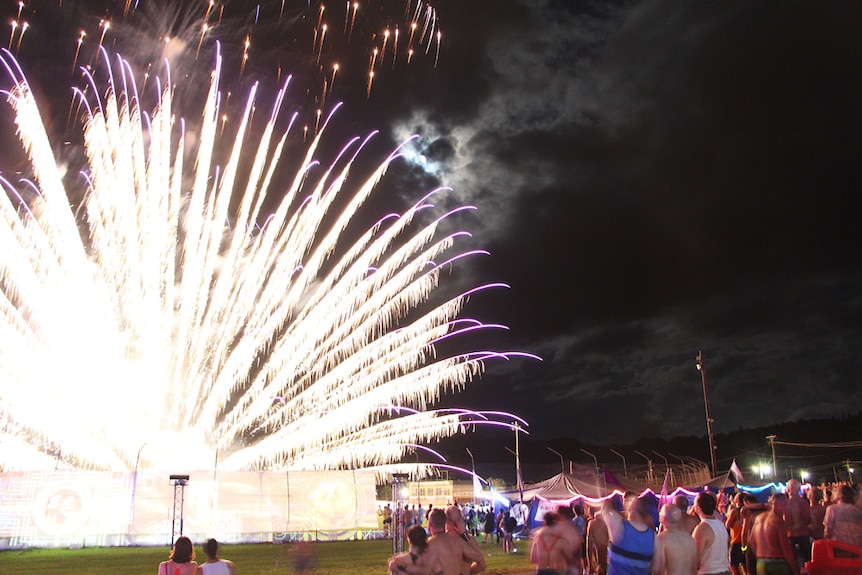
top-left (373, 0), bottom-right (862, 445)
top-left (5, 0), bottom-right (862, 447)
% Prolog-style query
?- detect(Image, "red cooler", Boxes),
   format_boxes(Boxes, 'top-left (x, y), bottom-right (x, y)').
top-left (805, 538), bottom-right (862, 574)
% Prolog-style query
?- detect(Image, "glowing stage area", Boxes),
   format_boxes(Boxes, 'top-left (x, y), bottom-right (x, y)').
top-left (0, 469), bottom-right (378, 549)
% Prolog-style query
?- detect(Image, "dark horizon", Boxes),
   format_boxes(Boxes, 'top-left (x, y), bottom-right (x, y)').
top-left (429, 410), bottom-right (862, 487)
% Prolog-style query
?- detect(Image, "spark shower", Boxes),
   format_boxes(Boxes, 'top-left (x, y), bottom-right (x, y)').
top-left (0, 43), bottom-right (536, 473)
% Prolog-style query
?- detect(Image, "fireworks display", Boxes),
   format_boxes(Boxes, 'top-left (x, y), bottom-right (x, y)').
top-left (0, 1), bottom-right (536, 473)
top-left (4, 0), bottom-right (443, 134)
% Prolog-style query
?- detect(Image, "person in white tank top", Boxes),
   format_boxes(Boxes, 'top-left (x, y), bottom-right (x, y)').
top-left (198, 538), bottom-right (235, 575)
top-left (692, 492), bottom-right (730, 575)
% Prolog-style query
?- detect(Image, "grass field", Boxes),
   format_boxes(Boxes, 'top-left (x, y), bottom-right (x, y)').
top-left (0, 537), bottom-right (535, 574)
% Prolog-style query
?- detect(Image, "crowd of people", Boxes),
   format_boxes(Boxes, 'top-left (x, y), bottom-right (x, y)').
top-left (158, 480), bottom-right (862, 575)
top-left (383, 480), bottom-right (862, 575)
top-left (524, 479), bottom-right (862, 575)
top-left (379, 501), bottom-right (527, 550)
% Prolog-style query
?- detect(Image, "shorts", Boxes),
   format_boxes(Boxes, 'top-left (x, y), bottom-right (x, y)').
top-left (756, 558), bottom-right (792, 575)
top-left (730, 542), bottom-right (745, 566)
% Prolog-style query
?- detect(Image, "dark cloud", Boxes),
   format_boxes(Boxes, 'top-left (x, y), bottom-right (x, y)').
top-left (417, 0), bottom-right (862, 444)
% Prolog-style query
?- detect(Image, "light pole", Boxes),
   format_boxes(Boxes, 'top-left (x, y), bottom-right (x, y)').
top-left (610, 448), bottom-right (628, 479)
top-left (580, 448), bottom-right (604, 493)
top-left (652, 450), bottom-right (671, 485)
top-left (668, 452), bottom-right (690, 485)
top-left (466, 448), bottom-right (477, 503)
top-left (548, 447), bottom-right (565, 475)
top-left (696, 351), bottom-right (718, 477)
top-left (581, 449), bottom-right (599, 478)
top-left (634, 450), bottom-right (654, 485)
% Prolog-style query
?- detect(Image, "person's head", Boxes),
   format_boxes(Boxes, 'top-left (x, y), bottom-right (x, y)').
top-left (786, 479), bottom-right (801, 498)
top-left (673, 494), bottom-right (690, 513)
top-left (742, 493), bottom-right (757, 505)
top-left (628, 495), bottom-right (654, 527)
top-left (446, 505), bottom-right (466, 531)
top-left (659, 503), bottom-right (682, 529)
top-left (574, 504), bottom-right (584, 517)
top-left (544, 512), bottom-right (559, 527)
top-left (838, 484), bottom-right (857, 505)
top-left (556, 505), bottom-right (574, 520)
top-left (769, 492), bottom-right (789, 514)
top-left (695, 492), bottom-right (717, 517)
top-left (170, 536), bottom-right (195, 564)
top-left (202, 538), bottom-right (220, 560)
top-left (428, 508), bottom-right (446, 534)
top-left (808, 487), bottom-right (823, 504)
top-left (407, 524), bottom-right (428, 551)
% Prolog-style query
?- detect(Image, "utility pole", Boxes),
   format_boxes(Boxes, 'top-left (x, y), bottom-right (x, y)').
top-left (696, 351), bottom-right (718, 477)
top-left (466, 448), bottom-right (477, 503)
top-left (767, 434), bottom-right (777, 477)
top-left (514, 422), bottom-right (524, 504)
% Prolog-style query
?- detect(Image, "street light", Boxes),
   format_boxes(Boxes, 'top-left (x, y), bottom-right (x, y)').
top-left (634, 450), bottom-right (654, 485)
top-left (581, 448), bottom-right (600, 478)
top-left (548, 447), bottom-right (565, 475)
top-left (652, 450), bottom-right (671, 485)
top-left (610, 448), bottom-right (628, 479)
top-left (668, 452), bottom-right (691, 485)
top-left (754, 463), bottom-right (771, 480)
top-left (696, 351), bottom-right (718, 477)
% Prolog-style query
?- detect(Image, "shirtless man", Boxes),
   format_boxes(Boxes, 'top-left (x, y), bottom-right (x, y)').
top-left (445, 505), bottom-right (486, 575)
top-left (553, 505), bottom-right (584, 574)
top-left (807, 487), bottom-right (826, 541)
top-left (390, 508), bottom-right (485, 575)
top-left (783, 479), bottom-right (811, 567)
top-left (740, 493), bottom-right (768, 575)
top-left (674, 495), bottom-right (700, 535)
top-left (586, 506), bottom-right (609, 575)
top-left (653, 504), bottom-right (698, 575)
top-left (748, 493), bottom-right (799, 575)
top-left (530, 512), bottom-right (575, 575)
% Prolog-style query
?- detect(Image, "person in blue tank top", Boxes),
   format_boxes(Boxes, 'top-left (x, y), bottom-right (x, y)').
top-left (602, 493), bottom-right (656, 575)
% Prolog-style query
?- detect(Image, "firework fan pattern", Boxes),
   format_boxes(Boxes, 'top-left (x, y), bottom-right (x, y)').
top-left (0, 1), bottom-right (536, 474)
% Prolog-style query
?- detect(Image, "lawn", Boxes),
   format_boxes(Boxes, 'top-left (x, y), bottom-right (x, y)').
top-left (0, 538), bottom-right (534, 574)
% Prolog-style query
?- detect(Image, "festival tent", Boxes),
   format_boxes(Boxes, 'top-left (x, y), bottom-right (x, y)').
top-left (682, 469), bottom-right (737, 492)
top-left (503, 469), bottom-right (621, 529)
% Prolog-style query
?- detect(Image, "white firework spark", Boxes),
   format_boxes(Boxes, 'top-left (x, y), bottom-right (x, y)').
top-left (0, 48), bottom-right (536, 473)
